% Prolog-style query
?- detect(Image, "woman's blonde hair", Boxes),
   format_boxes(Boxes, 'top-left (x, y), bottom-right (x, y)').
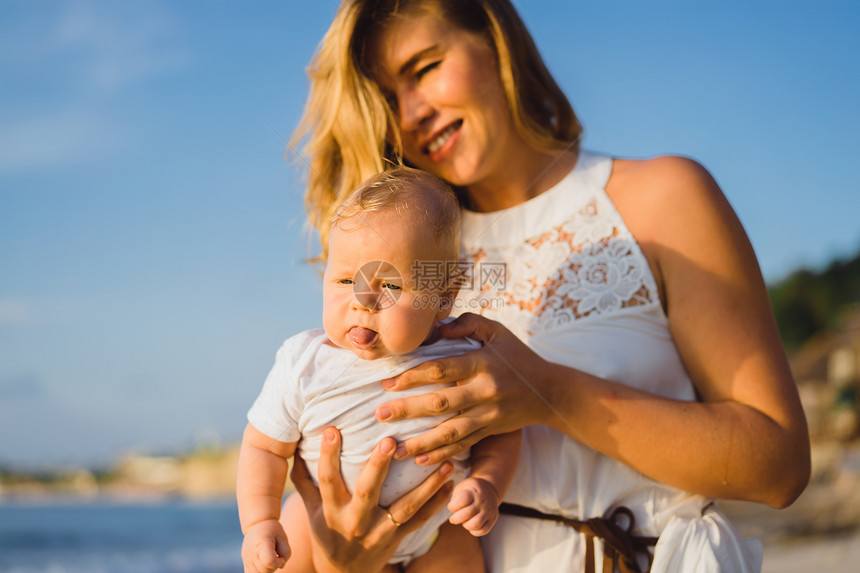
top-left (292, 0), bottom-right (581, 260)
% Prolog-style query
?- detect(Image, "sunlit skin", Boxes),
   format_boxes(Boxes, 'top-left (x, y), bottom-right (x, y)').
top-left (292, 7), bottom-right (811, 572)
top-left (238, 193), bottom-right (521, 573)
top-left (322, 209), bottom-right (453, 359)
top-left (371, 11), bottom-right (573, 211)
top-left (369, 13), bottom-right (809, 507)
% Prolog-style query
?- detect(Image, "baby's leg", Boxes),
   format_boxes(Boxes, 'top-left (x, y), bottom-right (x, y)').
top-left (406, 521), bottom-right (485, 573)
top-left (274, 492), bottom-right (314, 573)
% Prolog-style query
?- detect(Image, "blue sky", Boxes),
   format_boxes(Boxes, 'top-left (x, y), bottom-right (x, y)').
top-left (1, 0), bottom-right (858, 469)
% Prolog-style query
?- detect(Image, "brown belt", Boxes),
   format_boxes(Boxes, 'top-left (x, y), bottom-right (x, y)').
top-left (499, 503), bottom-right (659, 573)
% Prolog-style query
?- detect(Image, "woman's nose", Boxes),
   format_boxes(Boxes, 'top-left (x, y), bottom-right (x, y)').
top-left (398, 88), bottom-right (433, 132)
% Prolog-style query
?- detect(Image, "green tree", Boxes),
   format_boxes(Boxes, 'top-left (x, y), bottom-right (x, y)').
top-left (768, 250), bottom-right (860, 351)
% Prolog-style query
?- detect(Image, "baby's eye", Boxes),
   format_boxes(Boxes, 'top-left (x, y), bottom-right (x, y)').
top-left (337, 278), bottom-right (354, 285)
top-left (381, 282), bottom-right (402, 291)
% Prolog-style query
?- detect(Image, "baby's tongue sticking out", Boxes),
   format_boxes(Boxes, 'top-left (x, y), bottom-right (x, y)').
top-left (349, 326), bottom-right (379, 349)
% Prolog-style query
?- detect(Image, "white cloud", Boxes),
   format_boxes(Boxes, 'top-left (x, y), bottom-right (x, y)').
top-left (0, 112), bottom-right (116, 173)
top-left (52, 0), bottom-right (192, 93)
top-left (0, 1), bottom-right (191, 173)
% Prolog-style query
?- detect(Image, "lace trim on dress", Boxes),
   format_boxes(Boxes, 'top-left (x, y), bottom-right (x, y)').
top-left (458, 197), bottom-right (660, 336)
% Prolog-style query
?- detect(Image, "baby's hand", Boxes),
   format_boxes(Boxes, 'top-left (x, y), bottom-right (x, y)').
top-left (241, 519), bottom-right (290, 573)
top-left (447, 476), bottom-right (501, 537)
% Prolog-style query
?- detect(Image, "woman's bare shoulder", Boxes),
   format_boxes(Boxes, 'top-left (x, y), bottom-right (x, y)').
top-left (608, 154), bottom-right (732, 240)
top-left (607, 154), bottom-right (744, 305)
top-left (610, 155), bottom-right (719, 200)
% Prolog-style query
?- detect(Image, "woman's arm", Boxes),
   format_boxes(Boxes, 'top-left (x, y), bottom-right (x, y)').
top-left (289, 427), bottom-right (455, 573)
top-left (375, 157), bottom-right (810, 508)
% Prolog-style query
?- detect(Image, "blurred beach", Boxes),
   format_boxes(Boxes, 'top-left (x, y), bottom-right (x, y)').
top-left (761, 532), bottom-right (860, 573)
top-left (724, 440), bottom-right (860, 573)
top-left (0, 500), bottom-right (242, 573)
top-left (3, 440), bottom-right (859, 571)
top-left (3, 309), bottom-right (859, 571)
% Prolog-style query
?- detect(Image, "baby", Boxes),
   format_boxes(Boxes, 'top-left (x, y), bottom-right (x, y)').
top-left (237, 167), bottom-right (520, 572)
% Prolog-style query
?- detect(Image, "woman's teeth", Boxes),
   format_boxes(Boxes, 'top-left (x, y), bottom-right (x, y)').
top-left (426, 121), bottom-right (460, 154)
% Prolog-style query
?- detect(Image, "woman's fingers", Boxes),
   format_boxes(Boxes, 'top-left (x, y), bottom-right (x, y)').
top-left (437, 312), bottom-right (502, 344)
top-left (396, 416), bottom-right (488, 462)
top-left (287, 431), bottom-right (461, 571)
top-left (350, 437), bottom-right (396, 515)
top-left (391, 461), bottom-right (455, 534)
top-left (376, 381), bottom-right (482, 424)
top-left (381, 314), bottom-right (503, 393)
top-left (316, 427), bottom-right (350, 513)
top-left (383, 350), bottom-right (478, 391)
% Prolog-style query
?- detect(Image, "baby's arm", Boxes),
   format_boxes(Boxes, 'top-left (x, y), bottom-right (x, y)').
top-left (237, 423), bottom-right (297, 573)
top-left (447, 429), bottom-right (521, 536)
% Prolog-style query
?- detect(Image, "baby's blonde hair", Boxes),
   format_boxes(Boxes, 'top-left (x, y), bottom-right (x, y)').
top-left (333, 166), bottom-right (461, 264)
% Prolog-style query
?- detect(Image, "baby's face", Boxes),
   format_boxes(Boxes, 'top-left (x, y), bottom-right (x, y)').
top-left (322, 210), bottom-right (451, 359)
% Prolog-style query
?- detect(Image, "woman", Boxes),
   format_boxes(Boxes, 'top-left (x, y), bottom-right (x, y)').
top-left (283, 1), bottom-right (811, 571)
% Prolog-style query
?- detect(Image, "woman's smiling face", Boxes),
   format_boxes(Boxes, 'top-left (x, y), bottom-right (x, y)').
top-left (371, 10), bottom-right (519, 189)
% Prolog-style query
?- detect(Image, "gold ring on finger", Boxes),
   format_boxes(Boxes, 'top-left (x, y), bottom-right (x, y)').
top-left (386, 510), bottom-right (402, 527)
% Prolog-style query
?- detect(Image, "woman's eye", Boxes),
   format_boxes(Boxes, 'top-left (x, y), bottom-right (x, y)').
top-left (416, 61), bottom-right (440, 80)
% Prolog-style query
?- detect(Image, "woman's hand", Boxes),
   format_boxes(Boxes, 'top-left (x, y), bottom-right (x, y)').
top-left (290, 427), bottom-right (455, 573)
top-left (375, 313), bottom-right (556, 465)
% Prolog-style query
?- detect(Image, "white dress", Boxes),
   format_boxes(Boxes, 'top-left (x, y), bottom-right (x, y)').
top-left (247, 329), bottom-right (476, 564)
top-left (453, 151), bottom-right (762, 572)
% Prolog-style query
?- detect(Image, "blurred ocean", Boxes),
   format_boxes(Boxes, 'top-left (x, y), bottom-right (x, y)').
top-left (0, 500), bottom-right (243, 573)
